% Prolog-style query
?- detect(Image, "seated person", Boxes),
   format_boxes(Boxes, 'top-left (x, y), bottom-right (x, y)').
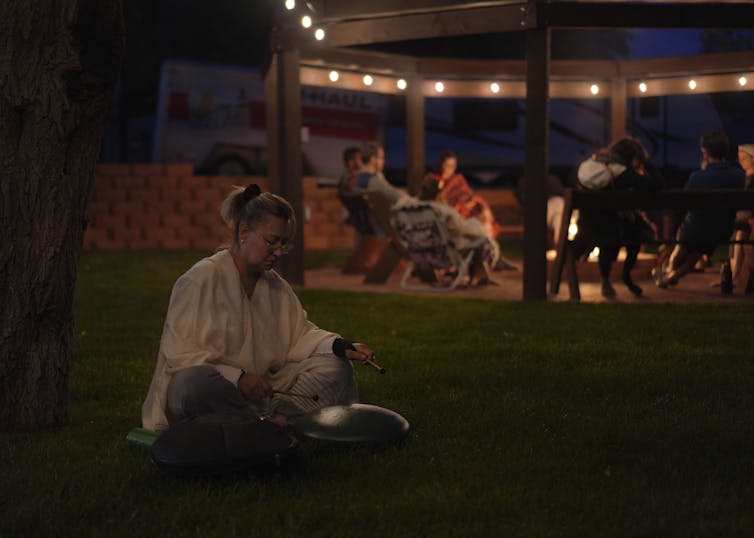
top-left (336, 146), bottom-right (374, 235)
top-left (573, 137), bottom-right (663, 297)
top-left (337, 146), bottom-right (363, 196)
top-left (653, 131), bottom-right (745, 288)
top-left (393, 195), bottom-right (500, 286)
top-left (141, 184), bottom-right (375, 431)
top-left (420, 150), bottom-right (517, 271)
top-left (355, 143), bottom-right (407, 207)
top-left (729, 143), bottom-right (754, 290)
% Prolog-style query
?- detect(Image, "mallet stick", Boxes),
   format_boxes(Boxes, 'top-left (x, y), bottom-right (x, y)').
top-left (365, 357), bottom-right (386, 374)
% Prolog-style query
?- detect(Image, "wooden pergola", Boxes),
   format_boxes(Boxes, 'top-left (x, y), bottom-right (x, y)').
top-left (265, 0), bottom-right (754, 300)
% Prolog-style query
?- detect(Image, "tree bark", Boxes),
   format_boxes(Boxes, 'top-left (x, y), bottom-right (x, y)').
top-left (0, 1), bottom-right (124, 430)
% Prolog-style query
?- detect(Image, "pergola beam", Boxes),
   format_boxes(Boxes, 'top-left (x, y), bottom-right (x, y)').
top-left (299, 46), bottom-right (418, 75)
top-left (314, 0), bottom-right (522, 22)
top-left (293, 1), bottom-right (754, 49)
top-left (618, 50), bottom-right (754, 79)
top-left (297, 46), bottom-right (754, 82)
top-left (523, 26), bottom-right (550, 301)
top-left (314, 3), bottom-right (536, 47)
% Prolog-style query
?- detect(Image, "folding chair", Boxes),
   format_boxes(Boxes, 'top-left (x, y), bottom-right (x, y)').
top-left (390, 202), bottom-right (476, 291)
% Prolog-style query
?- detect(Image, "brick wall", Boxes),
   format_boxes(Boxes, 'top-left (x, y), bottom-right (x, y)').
top-left (83, 164), bottom-right (522, 250)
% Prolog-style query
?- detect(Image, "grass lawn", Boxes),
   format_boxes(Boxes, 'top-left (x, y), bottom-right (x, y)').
top-left (2, 250), bottom-right (754, 537)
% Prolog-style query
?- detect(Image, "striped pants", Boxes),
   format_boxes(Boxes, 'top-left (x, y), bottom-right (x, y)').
top-left (165, 356), bottom-right (358, 424)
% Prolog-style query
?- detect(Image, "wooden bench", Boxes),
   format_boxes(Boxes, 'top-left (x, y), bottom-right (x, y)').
top-left (337, 192), bottom-right (390, 274)
top-left (550, 189), bottom-right (754, 300)
top-left (362, 191), bottom-right (410, 284)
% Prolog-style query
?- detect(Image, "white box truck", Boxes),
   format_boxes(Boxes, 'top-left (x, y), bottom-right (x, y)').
top-left (152, 59), bottom-right (388, 182)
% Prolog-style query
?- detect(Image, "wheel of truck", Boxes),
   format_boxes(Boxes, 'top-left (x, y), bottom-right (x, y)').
top-left (214, 158), bottom-right (248, 176)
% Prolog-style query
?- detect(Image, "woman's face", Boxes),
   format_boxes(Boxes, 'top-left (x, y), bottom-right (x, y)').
top-left (376, 147), bottom-right (385, 173)
top-left (237, 214), bottom-right (290, 273)
top-left (739, 148), bottom-right (754, 173)
top-left (441, 156), bottom-right (457, 178)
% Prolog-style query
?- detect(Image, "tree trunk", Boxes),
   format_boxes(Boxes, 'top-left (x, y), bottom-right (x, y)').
top-left (0, 1), bottom-right (124, 430)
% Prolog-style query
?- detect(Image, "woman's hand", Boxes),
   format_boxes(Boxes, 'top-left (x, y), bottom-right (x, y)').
top-left (344, 342), bottom-right (375, 364)
top-left (238, 372), bottom-right (272, 402)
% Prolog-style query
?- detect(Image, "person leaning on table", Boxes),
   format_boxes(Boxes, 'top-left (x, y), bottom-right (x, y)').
top-left (141, 184), bottom-right (375, 431)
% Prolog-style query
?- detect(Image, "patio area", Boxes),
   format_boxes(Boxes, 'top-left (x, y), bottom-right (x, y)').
top-left (305, 255), bottom-right (752, 304)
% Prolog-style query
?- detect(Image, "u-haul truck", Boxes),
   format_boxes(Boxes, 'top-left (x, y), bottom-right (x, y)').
top-left (152, 59), bottom-right (388, 182)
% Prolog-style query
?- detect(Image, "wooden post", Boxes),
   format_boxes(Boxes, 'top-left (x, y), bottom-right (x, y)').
top-left (406, 75), bottom-right (426, 196)
top-left (522, 27), bottom-right (550, 301)
top-left (611, 76), bottom-right (627, 143)
top-left (265, 48), bottom-right (305, 285)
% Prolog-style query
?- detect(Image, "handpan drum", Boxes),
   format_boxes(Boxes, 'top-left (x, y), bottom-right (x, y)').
top-left (290, 403), bottom-right (410, 443)
top-left (126, 404), bottom-right (410, 450)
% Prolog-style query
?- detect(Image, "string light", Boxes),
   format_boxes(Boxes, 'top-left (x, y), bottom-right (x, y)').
top-left (285, 0), bottom-right (295, 10)
top-left (567, 211), bottom-right (579, 241)
top-left (312, 67), bottom-right (752, 97)
top-left (301, 15), bottom-right (312, 28)
top-left (314, 28), bottom-right (325, 40)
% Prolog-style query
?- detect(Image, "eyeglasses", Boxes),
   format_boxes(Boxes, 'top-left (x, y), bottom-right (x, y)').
top-left (254, 231), bottom-right (292, 254)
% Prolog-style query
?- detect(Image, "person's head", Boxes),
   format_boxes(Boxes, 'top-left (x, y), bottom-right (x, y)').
top-left (700, 131), bottom-right (729, 162)
top-left (342, 146), bottom-right (362, 173)
top-left (220, 184), bottom-right (296, 272)
top-left (361, 143), bottom-right (384, 173)
top-left (738, 144), bottom-right (754, 174)
top-left (609, 137), bottom-right (648, 172)
top-left (436, 150), bottom-right (458, 179)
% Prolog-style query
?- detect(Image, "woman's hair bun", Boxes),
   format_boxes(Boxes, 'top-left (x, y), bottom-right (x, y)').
top-left (242, 184), bottom-right (261, 203)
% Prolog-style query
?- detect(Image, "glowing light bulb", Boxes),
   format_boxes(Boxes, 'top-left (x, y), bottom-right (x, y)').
top-left (363, 74), bottom-right (373, 86)
top-left (285, 0), bottom-right (295, 10)
top-left (568, 211), bottom-right (579, 241)
top-left (739, 76), bottom-right (747, 87)
top-left (329, 70), bottom-right (339, 82)
top-left (688, 79), bottom-right (697, 90)
top-left (590, 84), bottom-right (599, 95)
top-left (435, 81), bottom-right (445, 93)
top-left (397, 79), bottom-right (407, 90)
top-left (490, 82), bottom-right (500, 94)
top-left (301, 15), bottom-right (312, 28)
top-left (314, 28), bottom-right (325, 41)
top-left (568, 223), bottom-right (578, 241)
top-left (639, 82), bottom-right (647, 93)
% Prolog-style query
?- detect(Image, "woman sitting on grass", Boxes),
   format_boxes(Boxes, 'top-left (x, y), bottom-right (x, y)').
top-left (141, 185), bottom-right (374, 431)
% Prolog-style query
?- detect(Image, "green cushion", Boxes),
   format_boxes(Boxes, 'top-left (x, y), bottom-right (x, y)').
top-left (126, 427), bottom-right (160, 450)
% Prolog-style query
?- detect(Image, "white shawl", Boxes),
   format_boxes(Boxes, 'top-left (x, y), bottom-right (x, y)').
top-left (141, 250), bottom-right (336, 430)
